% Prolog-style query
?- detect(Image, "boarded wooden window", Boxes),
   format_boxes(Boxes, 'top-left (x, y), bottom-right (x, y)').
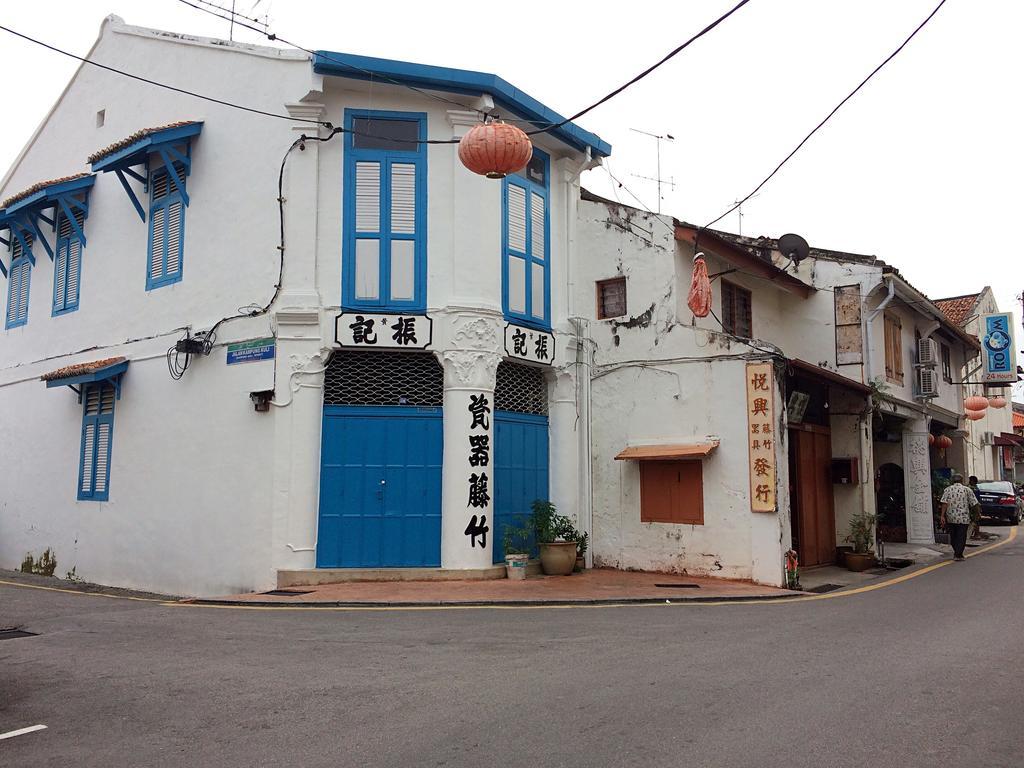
top-left (941, 343), bottom-right (952, 383)
top-left (721, 280), bottom-right (752, 338)
top-left (596, 277), bottom-right (626, 319)
top-left (640, 460), bottom-right (704, 524)
top-left (884, 312), bottom-right (904, 385)
top-left (834, 285), bottom-right (862, 365)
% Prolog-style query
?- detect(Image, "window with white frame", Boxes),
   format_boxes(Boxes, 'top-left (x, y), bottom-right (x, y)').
top-left (343, 111), bottom-right (426, 310)
top-left (503, 150), bottom-right (549, 328)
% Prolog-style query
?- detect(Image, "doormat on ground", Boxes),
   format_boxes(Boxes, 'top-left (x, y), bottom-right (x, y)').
top-left (262, 590), bottom-right (314, 596)
top-left (654, 583), bottom-right (700, 589)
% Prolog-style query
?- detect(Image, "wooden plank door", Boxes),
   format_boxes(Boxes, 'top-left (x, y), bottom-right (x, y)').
top-left (792, 428), bottom-right (836, 567)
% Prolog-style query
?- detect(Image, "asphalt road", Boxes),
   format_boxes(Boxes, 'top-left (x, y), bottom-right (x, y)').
top-left (2, 535), bottom-right (1023, 767)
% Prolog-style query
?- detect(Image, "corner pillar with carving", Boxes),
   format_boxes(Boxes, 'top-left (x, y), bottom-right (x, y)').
top-left (439, 348), bottom-right (502, 569)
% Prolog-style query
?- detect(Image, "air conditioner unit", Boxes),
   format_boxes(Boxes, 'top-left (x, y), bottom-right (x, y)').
top-left (917, 337), bottom-right (939, 367)
top-left (918, 367), bottom-right (940, 399)
top-left (982, 431), bottom-right (996, 446)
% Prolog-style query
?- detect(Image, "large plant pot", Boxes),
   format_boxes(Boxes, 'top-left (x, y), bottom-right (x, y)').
top-left (539, 542), bottom-right (577, 576)
top-left (844, 551), bottom-right (876, 572)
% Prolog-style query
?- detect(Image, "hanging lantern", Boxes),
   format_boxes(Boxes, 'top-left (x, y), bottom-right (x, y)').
top-left (928, 433), bottom-right (935, 446)
top-left (938, 435), bottom-right (953, 449)
top-left (458, 121), bottom-right (533, 179)
top-left (965, 408), bottom-right (986, 421)
top-left (988, 395), bottom-right (1008, 409)
top-left (964, 396), bottom-right (989, 411)
top-left (687, 254), bottom-right (712, 317)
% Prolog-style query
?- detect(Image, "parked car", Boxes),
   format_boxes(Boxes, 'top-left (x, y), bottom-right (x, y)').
top-left (973, 481), bottom-right (1023, 524)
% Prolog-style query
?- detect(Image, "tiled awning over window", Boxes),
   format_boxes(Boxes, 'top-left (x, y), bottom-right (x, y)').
top-left (0, 174), bottom-right (94, 277)
top-left (615, 441), bottom-right (719, 461)
top-left (89, 121), bottom-right (202, 222)
top-left (41, 356), bottom-right (129, 397)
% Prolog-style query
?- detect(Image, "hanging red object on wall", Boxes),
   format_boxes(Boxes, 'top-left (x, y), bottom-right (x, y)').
top-left (458, 121), bottom-right (533, 179)
top-left (687, 255), bottom-right (712, 317)
top-left (937, 434), bottom-right (953, 449)
top-left (965, 408), bottom-right (986, 421)
top-left (988, 395), bottom-right (1008, 409)
top-left (965, 396), bottom-right (989, 411)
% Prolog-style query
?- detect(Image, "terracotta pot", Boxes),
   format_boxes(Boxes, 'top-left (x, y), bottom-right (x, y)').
top-left (844, 551), bottom-right (876, 572)
top-left (574, 556), bottom-right (585, 573)
top-left (539, 542), bottom-right (577, 576)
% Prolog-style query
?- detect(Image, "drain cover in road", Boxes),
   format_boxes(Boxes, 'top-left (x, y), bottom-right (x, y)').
top-left (806, 584), bottom-right (844, 594)
top-left (0, 629), bottom-right (37, 640)
top-left (654, 583), bottom-right (700, 589)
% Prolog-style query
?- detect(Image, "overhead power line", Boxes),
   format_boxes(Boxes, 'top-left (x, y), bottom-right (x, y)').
top-left (703, 0), bottom-right (948, 229)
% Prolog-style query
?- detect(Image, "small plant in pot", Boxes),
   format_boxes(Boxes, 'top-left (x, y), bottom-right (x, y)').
top-left (574, 531), bottom-right (589, 573)
top-left (502, 524), bottom-right (530, 581)
top-left (844, 512), bottom-right (878, 572)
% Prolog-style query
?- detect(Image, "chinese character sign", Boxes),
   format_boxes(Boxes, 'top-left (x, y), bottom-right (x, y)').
top-left (336, 313), bottom-right (432, 349)
top-left (980, 312), bottom-right (1016, 384)
top-left (504, 323), bottom-right (555, 366)
top-left (464, 392), bottom-right (492, 549)
top-left (746, 362), bottom-right (777, 513)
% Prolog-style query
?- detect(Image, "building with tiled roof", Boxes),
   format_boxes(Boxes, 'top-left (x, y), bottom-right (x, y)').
top-left (934, 291), bottom-right (983, 328)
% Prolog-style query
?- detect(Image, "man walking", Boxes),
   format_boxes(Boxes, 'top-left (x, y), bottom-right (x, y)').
top-left (940, 473), bottom-right (980, 561)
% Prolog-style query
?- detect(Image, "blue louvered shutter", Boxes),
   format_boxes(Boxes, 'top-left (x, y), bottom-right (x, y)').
top-left (147, 163), bottom-right (185, 289)
top-left (53, 207), bottom-right (84, 313)
top-left (5, 237), bottom-right (31, 328)
top-left (78, 382), bottom-right (115, 501)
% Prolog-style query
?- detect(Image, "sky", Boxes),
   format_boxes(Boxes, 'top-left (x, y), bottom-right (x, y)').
top-left (0, 0), bottom-right (1021, 325)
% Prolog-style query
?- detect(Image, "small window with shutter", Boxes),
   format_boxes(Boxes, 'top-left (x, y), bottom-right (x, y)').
top-left (5, 233), bottom-right (33, 329)
top-left (343, 110), bottom-right (426, 310)
top-left (503, 148), bottom-right (549, 328)
top-left (884, 312), bottom-right (904, 385)
top-left (78, 381), bottom-right (116, 501)
top-left (147, 160), bottom-right (186, 290)
top-left (721, 280), bottom-right (752, 338)
top-left (53, 198), bottom-right (87, 315)
top-left (596, 277), bottom-right (627, 319)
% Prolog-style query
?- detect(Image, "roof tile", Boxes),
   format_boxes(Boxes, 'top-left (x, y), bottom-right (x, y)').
top-left (87, 121), bottom-right (198, 165)
top-left (41, 356), bottom-right (126, 382)
top-left (933, 294), bottom-right (981, 327)
top-left (1, 173), bottom-right (91, 210)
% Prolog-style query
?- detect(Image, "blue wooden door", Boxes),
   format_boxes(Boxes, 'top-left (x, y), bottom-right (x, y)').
top-left (493, 410), bottom-right (550, 563)
top-left (317, 405), bottom-right (442, 568)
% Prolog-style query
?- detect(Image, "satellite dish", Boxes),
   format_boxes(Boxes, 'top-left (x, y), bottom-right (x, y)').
top-left (778, 233), bottom-right (810, 264)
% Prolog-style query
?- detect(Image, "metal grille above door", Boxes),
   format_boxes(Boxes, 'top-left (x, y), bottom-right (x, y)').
top-left (324, 350), bottom-right (443, 406)
top-left (495, 361), bottom-right (548, 416)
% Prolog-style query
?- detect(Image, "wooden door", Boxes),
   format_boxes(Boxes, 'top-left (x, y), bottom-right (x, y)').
top-left (790, 427), bottom-right (836, 568)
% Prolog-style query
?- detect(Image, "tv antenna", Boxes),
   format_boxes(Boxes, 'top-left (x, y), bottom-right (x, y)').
top-left (731, 193), bottom-right (759, 236)
top-left (629, 128), bottom-right (674, 214)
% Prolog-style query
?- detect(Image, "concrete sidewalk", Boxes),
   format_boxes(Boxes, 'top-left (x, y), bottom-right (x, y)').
top-left (196, 568), bottom-right (799, 607)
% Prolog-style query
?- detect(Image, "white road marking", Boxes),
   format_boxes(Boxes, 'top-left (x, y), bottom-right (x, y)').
top-left (0, 724), bottom-right (47, 741)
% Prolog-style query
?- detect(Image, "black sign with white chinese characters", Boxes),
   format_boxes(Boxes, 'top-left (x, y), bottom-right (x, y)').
top-left (336, 313), bottom-right (432, 349)
top-left (503, 323), bottom-right (555, 366)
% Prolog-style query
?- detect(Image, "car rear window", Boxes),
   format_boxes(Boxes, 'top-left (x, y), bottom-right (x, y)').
top-left (976, 481), bottom-right (1013, 494)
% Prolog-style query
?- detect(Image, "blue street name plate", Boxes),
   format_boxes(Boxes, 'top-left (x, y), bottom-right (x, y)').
top-left (226, 337), bottom-right (276, 365)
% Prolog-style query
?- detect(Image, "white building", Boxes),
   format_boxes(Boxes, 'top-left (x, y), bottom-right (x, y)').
top-left (575, 191), bottom-right (979, 582)
top-left (934, 288), bottom-right (1016, 482)
top-left (0, 17), bottom-right (609, 595)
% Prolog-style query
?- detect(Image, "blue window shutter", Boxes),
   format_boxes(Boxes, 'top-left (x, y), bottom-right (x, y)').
top-left (53, 206), bottom-right (85, 315)
top-left (78, 382), bottom-right (115, 501)
top-left (342, 110), bottom-right (426, 311)
top-left (5, 236), bottom-right (32, 329)
top-left (147, 164), bottom-right (185, 290)
top-left (502, 152), bottom-right (550, 329)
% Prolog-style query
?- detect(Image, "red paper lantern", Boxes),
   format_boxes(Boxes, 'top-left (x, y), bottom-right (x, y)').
top-left (928, 433), bottom-right (935, 446)
top-left (964, 396), bottom-right (989, 411)
top-left (458, 122), bottom-right (533, 179)
top-left (965, 408), bottom-right (986, 421)
top-left (938, 435), bottom-right (953, 449)
top-left (988, 395), bottom-right (1008, 409)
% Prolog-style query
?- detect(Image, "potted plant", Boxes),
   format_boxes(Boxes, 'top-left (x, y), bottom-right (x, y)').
top-left (844, 512), bottom-right (877, 572)
top-left (530, 500), bottom-right (578, 576)
top-left (574, 531), bottom-right (589, 573)
top-left (502, 523), bottom-right (530, 581)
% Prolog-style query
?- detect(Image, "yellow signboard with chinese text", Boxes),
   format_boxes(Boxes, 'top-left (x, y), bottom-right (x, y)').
top-left (746, 362), bottom-right (776, 513)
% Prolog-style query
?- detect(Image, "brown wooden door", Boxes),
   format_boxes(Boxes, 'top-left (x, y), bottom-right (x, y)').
top-left (790, 427), bottom-right (836, 567)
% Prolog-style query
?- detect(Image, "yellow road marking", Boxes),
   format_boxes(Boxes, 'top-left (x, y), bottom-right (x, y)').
top-left (2, 527), bottom-right (1017, 613)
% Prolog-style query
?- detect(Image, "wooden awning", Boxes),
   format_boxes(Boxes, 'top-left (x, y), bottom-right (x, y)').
top-left (615, 441), bottom-right (719, 461)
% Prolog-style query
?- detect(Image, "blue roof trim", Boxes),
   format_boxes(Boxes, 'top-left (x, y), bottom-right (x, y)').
top-left (45, 360), bottom-right (130, 389)
top-left (4, 175), bottom-right (96, 216)
top-left (91, 122), bottom-right (204, 173)
top-left (313, 51), bottom-right (611, 158)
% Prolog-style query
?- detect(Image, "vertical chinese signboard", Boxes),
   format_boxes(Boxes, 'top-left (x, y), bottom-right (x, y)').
top-left (979, 312), bottom-right (1016, 384)
top-left (746, 362), bottom-right (776, 512)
